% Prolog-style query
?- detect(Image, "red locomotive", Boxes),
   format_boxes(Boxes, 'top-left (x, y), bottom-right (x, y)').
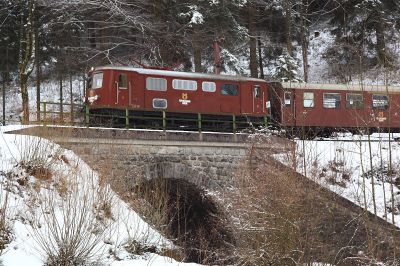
top-left (86, 66), bottom-right (269, 131)
top-left (270, 82), bottom-right (400, 136)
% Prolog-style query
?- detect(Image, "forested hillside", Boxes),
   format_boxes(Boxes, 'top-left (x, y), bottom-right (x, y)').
top-left (1, 0), bottom-right (400, 111)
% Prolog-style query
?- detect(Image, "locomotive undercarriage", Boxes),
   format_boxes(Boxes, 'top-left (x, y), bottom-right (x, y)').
top-left (87, 108), bottom-right (267, 133)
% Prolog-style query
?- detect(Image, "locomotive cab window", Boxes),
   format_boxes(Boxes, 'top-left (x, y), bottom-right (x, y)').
top-left (372, 94), bottom-right (389, 109)
top-left (221, 84), bottom-right (239, 96)
top-left (146, 77), bottom-right (167, 91)
top-left (254, 85), bottom-right (261, 98)
top-left (323, 93), bottom-right (341, 109)
top-left (202, 81), bottom-right (216, 92)
top-left (118, 74), bottom-right (127, 89)
top-left (346, 93), bottom-right (364, 109)
top-left (92, 72), bottom-right (103, 89)
top-left (152, 98), bottom-right (167, 109)
top-left (284, 91), bottom-right (291, 106)
top-left (303, 92), bottom-right (314, 108)
top-left (173, 79), bottom-right (197, 91)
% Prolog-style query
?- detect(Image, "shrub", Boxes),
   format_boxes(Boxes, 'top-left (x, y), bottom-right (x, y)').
top-left (133, 177), bottom-right (235, 264)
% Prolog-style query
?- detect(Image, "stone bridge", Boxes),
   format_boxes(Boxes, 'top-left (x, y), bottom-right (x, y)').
top-left (11, 126), bottom-right (288, 190)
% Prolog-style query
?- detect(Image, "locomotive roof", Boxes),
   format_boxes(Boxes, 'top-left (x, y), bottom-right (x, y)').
top-left (281, 82), bottom-right (400, 93)
top-left (94, 66), bottom-right (267, 83)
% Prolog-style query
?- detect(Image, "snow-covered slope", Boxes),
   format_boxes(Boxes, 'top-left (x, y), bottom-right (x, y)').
top-left (275, 133), bottom-right (400, 226)
top-left (0, 125), bottom-right (199, 266)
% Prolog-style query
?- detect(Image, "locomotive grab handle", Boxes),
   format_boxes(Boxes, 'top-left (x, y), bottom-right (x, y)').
top-left (116, 81), bottom-right (119, 104)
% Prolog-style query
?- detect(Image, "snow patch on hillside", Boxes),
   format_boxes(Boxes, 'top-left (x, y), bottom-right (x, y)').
top-left (0, 125), bottom-right (200, 265)
top-left (275, 133), bottom-right (400, 227)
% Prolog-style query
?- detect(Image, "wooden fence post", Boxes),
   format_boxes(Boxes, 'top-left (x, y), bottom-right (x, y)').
top-left (125, 109), bottom-right (129, 129)
top-left (162, 111), bottom-right (166, 132)
top-left (233, 114), bottom-right (237, 142)
top-left (198, 113), bottom-right (202, 141)
top-left (85, 105), bottom-right (90, 127)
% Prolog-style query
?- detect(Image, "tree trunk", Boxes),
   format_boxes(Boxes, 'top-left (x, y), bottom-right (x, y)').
top-left (283, 0), bottom-right (293, 57)
top-left (35, 14), bottom-right (41, 122)
top-left (193, 34), bottom-right (202, 72)
top-left (21, 75), bottom-right (29, 124)
top-left (257, 33), bottom-right (264, 79)
top-left (2, 72), bottom-right (5, 126)
top-left (300, 0), bottom-right (309, 82)
top-left (374, 12), bottom-right (387, 66)
top-left (19, 0), bottom-right (35, 125)
top-left (248, 3), bottom-right (258, 78)
top-left (59, 74), bottom-right (63, 122)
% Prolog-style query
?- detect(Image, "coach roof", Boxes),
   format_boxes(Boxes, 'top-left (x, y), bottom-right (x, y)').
top-left (95, 66), bottom-right (267, 83)
top-left (281, 82), bottom-right (400, 93)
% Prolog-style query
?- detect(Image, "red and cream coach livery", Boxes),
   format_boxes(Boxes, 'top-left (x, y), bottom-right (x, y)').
top-left (270, 82), bottom-right (400, 135)
top-left (86, 66), bottom-right (269, 130)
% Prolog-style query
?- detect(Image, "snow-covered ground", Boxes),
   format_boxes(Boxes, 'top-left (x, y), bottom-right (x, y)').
top-left (276, 133), bottom-right (400, 226)
top-left (0, 125), bottom-right (200, 265)
top-left (0, 78), bottom-right (85, 124)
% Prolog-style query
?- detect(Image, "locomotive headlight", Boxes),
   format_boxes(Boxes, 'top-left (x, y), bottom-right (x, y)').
top-left (87, 90), bottom-right (100, 104)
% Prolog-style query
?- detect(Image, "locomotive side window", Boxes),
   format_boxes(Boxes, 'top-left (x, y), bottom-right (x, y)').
top-left (146, 77), bottom-right (167, 91)
top-left (118, 74), bottom-right (127, 89)
top-left (303, 92), bottom-right (314, 107)
top-left (284, 92), bottom-right (291, 106)
top-left (323, 93), bottom-right (341, 108)
top-left (254, 86), bottom-right (261, 98)
top-left (221, 84), bottom-right (239, 96)
top-left (152, 98), bottom-right (167, 109)
top-left (172, 79), bottom-right (197, 91)
top-left (346, 93), bottom-right (364, 109)
top-left (372, 94), bottom-right (389, 109)
top-left (202, 81), bottom-right (216, 92)
top-left (92, 73), bottom-right (103, 89)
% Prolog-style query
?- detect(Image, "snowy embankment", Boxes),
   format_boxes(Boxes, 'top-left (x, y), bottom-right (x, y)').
top-left (0, 125), bottom-right (199, 266)
top-left (275, 133), bottom-right (400, 226)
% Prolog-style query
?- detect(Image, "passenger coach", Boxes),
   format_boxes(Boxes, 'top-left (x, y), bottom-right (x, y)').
top-left (270, 82), bottom-right (400, 136)
top-left (86, 66), bottom-right (269, 131)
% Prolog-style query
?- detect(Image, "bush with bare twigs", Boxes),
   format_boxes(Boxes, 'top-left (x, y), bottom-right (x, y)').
top-left (30, 171), bottom-right (114, 266)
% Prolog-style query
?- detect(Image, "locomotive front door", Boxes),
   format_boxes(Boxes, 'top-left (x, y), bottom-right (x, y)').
top-left (252, 85), bottom-right (264, 114)
top-left (115, 71), bottom-right (129, 107)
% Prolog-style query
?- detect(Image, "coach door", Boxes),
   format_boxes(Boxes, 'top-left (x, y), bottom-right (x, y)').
top-left (281, 90), bottom-right (296, 126)
top-left (252, 84), bottom-right (265, 114)
top-left (114, 71), bottom-right (129, 106)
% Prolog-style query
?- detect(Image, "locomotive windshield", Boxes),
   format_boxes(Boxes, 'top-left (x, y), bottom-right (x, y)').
top-left (92, 72), bottom-right (103, 89)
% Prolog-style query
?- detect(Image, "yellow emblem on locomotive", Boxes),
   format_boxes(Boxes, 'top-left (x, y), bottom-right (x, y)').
top-left (179, 93), bottom-right (191, 105)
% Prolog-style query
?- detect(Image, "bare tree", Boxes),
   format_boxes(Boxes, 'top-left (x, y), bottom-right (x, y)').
top-left (19, 0), bottom-right (35, 124)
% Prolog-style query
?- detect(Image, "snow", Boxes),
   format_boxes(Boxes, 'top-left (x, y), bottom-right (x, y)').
top-left (0, 125), bottom-right (201, 265)
top-left (275, 133), bottom-right (400, 226)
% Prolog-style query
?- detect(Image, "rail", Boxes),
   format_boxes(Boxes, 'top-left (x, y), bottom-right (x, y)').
top-left (37, 101), bottom-right (268, 134)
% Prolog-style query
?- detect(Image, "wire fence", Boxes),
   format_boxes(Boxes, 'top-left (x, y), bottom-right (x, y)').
top-left (36, 101), bottom-right (268, 133)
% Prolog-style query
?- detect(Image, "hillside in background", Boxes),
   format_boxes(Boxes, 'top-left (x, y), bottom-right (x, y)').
top-left (1, 0), bottom-right (400, 88)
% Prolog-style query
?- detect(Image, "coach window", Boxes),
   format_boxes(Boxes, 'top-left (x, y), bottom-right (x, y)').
top-left (284, 91), bottom-right (291, 106)
top-left (202, 81), bottom-right (216, 92)
top-left (152, 98), bottom-right (167, 109)
top-left (323, 93), bottom-right (341, 108)
top-left (372, 94), bottom-right (389, 109)
top-left (303, 92), bottom-right (314, 108)
top-left (118, 74), bottom-right (127, 89)
top-left (221, 84), bottom-right (239, 96)
top-left (173, 79), bottom-right (197, 91)
top-left (346, 93), bottom-right (363, 109)
top-left (92, 72), bottom-right (103, 89)
top-left (254, 85), bottom-right (261, 98)
top-left (146, 77), bottom-right (167, 91)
